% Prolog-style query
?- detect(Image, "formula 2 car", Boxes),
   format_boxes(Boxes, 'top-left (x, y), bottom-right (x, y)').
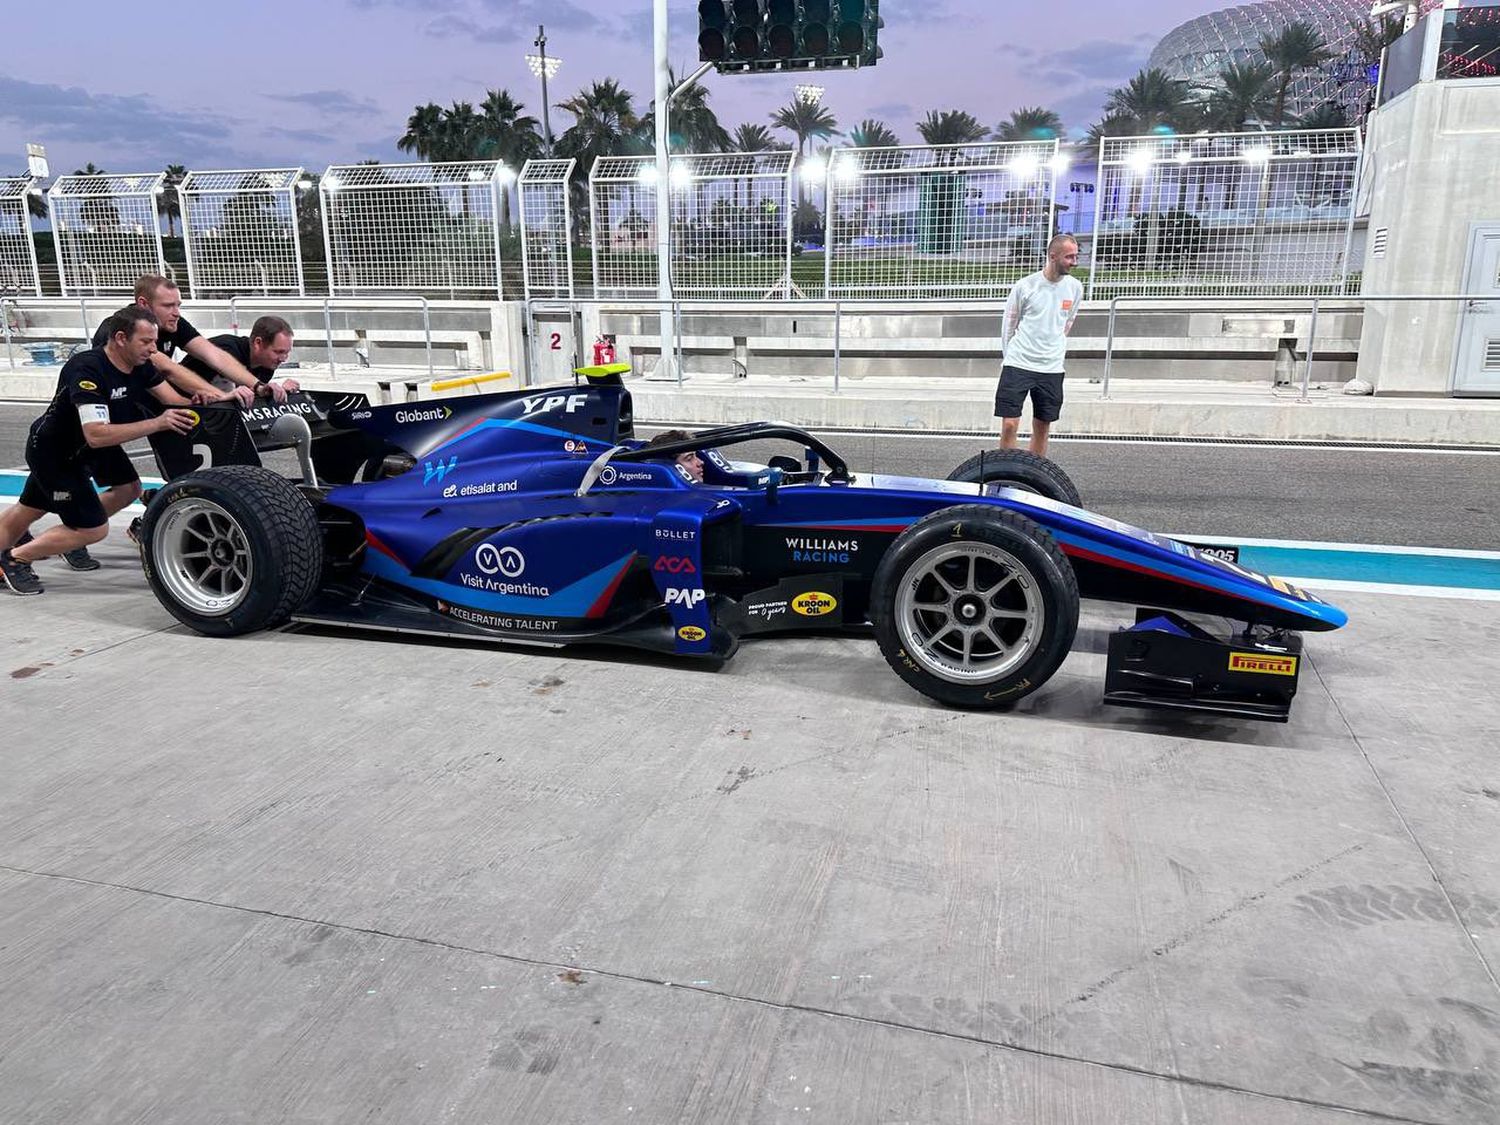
top-left (136, 367), bottom-right (1347, 720)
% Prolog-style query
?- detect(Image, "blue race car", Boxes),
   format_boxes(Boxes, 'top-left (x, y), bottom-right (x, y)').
top-left (138, 367), bottom-right (1346, 720)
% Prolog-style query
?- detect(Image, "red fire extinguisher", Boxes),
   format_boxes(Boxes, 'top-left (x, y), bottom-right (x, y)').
top-left (592, 334), bottom-right (616, 365)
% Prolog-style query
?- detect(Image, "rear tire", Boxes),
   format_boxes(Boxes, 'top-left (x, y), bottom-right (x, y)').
top-left (870, 504), bottom-right (1079, 709)
top-left (946, 449), bottom-right (1082, 508)
top-left (141, 466), bottom-right (323, 637)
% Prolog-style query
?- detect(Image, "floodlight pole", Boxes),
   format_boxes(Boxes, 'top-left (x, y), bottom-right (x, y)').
top-left (654, 0), bottom-right (674, 379)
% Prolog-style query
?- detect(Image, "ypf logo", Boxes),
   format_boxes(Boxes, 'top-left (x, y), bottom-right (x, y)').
top-left (475, 544), bottom-right (526, 578)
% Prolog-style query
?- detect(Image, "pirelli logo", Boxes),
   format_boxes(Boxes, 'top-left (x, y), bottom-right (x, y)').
top-left (1228, 652), bottom-right (1298, 677)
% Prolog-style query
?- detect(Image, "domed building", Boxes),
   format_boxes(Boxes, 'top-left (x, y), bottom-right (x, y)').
top-left (1147, 0), bottom-right (1435, 122)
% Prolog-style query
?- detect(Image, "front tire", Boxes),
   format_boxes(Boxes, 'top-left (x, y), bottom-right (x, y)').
top-left (870, 505), bottom-right (1079, 709)
top-left (946, 449), bottom-right (1082, 508)
top-left (141, 466), bottom-right (323, 636)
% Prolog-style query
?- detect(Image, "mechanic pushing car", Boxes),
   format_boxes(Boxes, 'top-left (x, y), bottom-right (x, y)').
top-left (0, 308), bottom-right (198, 595)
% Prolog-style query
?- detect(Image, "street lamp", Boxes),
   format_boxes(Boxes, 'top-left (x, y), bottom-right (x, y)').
top-left (526, 25), bottom-right (562, 155)
top-left (794, 83), bottom-right (824, 105)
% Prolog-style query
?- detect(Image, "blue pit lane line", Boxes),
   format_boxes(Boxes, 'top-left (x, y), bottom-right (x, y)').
top-left (3, 469), bottom-right (1497, 594)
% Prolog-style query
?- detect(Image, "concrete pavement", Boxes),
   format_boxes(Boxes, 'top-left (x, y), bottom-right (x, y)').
top-left (2, 524), bottom-right (1498, 1124)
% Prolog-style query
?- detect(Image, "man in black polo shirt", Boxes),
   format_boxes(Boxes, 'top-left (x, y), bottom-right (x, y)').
top-left (0, 307), bottom-right (198, 595)
top-left (90, 274), bottom-right (284, 406)
top-left (180, 314), bottom-right (301, 397)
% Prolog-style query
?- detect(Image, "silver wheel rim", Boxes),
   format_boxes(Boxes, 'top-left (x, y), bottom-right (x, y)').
top-left (153, 498), bottom-right (254, 616)
top-left (979, 478), bottom-right (1045, 498)
top-left (894, 541), bottom-right (1044, 684)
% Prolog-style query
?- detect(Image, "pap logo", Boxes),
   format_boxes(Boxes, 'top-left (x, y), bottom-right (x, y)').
top-left (665, 587), bottom-right (705, 608)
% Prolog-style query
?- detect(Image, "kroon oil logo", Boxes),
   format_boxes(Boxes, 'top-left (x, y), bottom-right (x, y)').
top-left (791, 591), bottom-right (837, 617)
top-left (1228, 652), bottom-right (1297, 677)
top-left (677, 625), bottom-right (707, 642)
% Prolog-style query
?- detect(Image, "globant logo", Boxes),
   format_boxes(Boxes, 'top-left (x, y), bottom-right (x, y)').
top-left (395, 405), bottom-right (452, 424)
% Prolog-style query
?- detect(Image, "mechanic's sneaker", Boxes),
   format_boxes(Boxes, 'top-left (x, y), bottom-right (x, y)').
top-left (17, 531), bottom-right (100, 572)
top-left (126, 517), bottom-right (144, 546)
top-left (0, 548), bottom-right (44, 595)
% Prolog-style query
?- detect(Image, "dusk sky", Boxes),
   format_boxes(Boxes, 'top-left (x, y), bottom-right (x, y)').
top-left (2, 0), bottom-right (1234, 177)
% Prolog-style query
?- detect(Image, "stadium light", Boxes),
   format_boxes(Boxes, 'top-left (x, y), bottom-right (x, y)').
top-left (801, 154), bottom-right (827, 182)
top-left (670, 164), bottom-right (692, 190)
top-left (1243, 145), bottom-right (1272, 164)
top-left (1007, 154), bottom-right (1039, 178)
top-left (795, 83), bottom-right (825, 104)
top-left (833, 154), bottom-right (860, 182)
top-left (1126, 148), bottom-right (1155, 176)
top-left (526, 26), bottom-right (562, 154)
top-left (1049, 152), bottom-right (1071, 175)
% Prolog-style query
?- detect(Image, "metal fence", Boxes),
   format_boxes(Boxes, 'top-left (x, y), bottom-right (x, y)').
top-left (0, 177), bottom-right (42, 295)
top-left (320, 161), bottom-right (508, 298)
top-left (518, 158), bottom-right (576, 299)
top-left (48, 172), bottom-right (166, 295)
top-left (589, 151), bottom-right (797, 298)
top-left (1090, 129), bottom-right (1362, 299)
top-left (823, 141), bottom-right (1059, 300)
top-left (179, 168), bottom-right (307, 297)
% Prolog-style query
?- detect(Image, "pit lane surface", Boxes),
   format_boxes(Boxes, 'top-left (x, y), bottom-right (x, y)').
top-left (2, 520), bottom-right (1499, 1124)
top-left (5, 401), bottom-right (1500, 550)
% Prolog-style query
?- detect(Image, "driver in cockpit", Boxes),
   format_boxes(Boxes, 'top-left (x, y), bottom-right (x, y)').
top-left (644, 429), bottom-right (704, 483)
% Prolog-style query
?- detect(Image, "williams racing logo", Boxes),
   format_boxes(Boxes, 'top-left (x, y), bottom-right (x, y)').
top-left (424, 456), bottom-right (458, 485)
top-left (1228, 652), bottom-right (1298, 677)
top-left (786, 536), bottom-right (859, 564)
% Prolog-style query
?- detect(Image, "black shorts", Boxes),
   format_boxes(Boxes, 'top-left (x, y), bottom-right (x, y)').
top-left (85, 445), bottom-right (140, 489)
top-left (994, 365), bottom-right (1065, 423)
top-left (20, 439), bottom-right (107, 530)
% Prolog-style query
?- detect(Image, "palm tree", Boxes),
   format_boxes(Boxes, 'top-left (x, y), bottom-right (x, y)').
top-left (1297, 100), bottom-right (1349, 129)
top-left (730, 123), bottom-right (781, 152)
top-left (769, 97), bottom-right (839, 162)
top-left (1348, 13), bottom-right (1404, 64)
top-left (161, 164), bottom-right (186, 237)
top-left (1102, 68), bottom-right (1196, 134)
top-left (645, 68), bottom-right (731, 154)
top-left (557, 79), bottom-right (645, 245)
top-left (398, 103), bottom-right (445, 161)
top-left (1201, 60), bottom-right (1276, 131)
top-left (994, 107), bottom-right (1064, 142)
top-left (438, 101), bottom-right (482, 161)
top-left (847, 119), bottom-right (900, 148)
top-left (476, 89), bottom-right (541, 230)
top-left (915, 109), bottom-right (988, 147)
top-left (1259, 20), bottom-right (1332, 128)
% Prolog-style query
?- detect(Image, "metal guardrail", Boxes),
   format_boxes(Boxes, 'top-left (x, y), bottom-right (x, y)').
top-left (1101, 293), bottom-right (1495, 402)
top-left (229, 295), bottom-right (433, 380)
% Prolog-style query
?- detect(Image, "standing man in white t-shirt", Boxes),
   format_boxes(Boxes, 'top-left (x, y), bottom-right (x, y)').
top-left (996, 234), bottom-right (1083, 458)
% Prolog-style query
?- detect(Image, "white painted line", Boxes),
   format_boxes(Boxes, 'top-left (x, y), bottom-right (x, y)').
top-left (1294, 577), bottom-right (1500, 602)
top-left (1169, 533), bottom-right (1500, 561)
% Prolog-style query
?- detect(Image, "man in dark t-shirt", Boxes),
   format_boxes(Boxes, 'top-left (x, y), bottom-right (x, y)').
top-left (0, 307), bottom-right (198, 595)
top-left (89, 274), bottom-right (282, 406)
top-left (179, 315), bottom-right (300, 397)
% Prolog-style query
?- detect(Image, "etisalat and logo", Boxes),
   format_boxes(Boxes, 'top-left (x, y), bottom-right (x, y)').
top-left (785, 536), bottom-right (859, 564)
top-left (460, 543), bottom-right (550, 597)
top-left (441, 480), bottom-right (518, 499)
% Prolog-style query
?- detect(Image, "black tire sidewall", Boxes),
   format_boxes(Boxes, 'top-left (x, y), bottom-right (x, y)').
top-left (871, 505), bottom-right (1079, 709)
top-left (946, 449), bottom-right (1082, 508)
top-left (141, 466), bottom-right (322, 636)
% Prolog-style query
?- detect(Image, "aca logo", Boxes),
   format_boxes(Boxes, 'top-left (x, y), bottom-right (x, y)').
top-left (653, 556), bottom-right (696, 575)
top-left (424, 456), bottom-right (458, 485)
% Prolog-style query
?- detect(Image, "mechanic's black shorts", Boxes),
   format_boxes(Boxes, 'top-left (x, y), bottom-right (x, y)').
top-left (85, 445), bottom-right (140, 489)
top-left (994, 365), bottom-right (1065, 423)
top-left (20, 438), bottom-right (107, 529)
